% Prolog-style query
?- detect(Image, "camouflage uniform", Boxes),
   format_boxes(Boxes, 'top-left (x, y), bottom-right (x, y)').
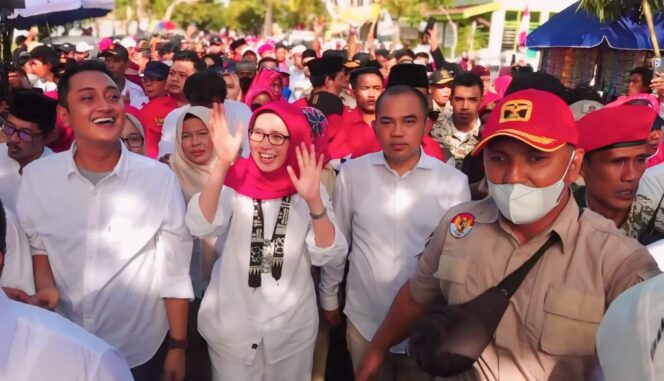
top-left (574, 187), bottom-right (664, 243)
top-left (430, 113), bottom-right (481, 169)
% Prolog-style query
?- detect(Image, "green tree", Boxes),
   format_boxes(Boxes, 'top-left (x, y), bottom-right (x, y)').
top-left (171, 1), bottom-right (227, 31)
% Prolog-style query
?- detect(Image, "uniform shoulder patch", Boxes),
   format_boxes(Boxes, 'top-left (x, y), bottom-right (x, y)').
top-left (449, 212), bottom-right (475, 238)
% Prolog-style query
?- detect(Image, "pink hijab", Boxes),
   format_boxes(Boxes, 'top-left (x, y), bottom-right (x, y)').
top-left (224, 102), bottom-right (328, 200)
top-left (244, 68), bottom-right (282, 106)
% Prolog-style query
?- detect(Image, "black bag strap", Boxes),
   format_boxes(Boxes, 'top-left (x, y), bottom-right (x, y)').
top-left (496, 232), bottom-right (560, 298)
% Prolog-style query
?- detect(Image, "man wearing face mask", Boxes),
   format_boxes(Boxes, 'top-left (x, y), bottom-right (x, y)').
top-left (355, 89), bottom-right (660, 381)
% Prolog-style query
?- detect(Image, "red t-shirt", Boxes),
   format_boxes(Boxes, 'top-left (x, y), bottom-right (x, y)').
top-left (139, 96), bottom-right (179, 158)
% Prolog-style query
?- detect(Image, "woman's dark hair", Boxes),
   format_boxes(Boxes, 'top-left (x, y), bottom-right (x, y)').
top-left (630, 66), bottom-right (654, 89)
top-left (57, 60), bottom-right (115, 109)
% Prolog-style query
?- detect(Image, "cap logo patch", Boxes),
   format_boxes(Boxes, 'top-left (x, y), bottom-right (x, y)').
top-left (499, 99), bottom-right (533, 123)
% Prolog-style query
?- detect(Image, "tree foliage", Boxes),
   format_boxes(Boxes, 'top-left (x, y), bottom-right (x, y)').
top-left (578, 0), bottom-right (661, 22)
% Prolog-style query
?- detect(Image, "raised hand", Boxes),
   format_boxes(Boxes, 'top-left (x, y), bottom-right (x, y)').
top-left (208, 102), bottom-right (244, 166)
top-left (287, 143), bottom-right (324, 204)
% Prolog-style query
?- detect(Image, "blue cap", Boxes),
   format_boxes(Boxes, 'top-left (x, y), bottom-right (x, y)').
top-left (141, 61), bottom-right (170, 80)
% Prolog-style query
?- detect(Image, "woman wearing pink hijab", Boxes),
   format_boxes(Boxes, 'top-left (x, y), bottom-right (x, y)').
top-left (185, 102), bottom-right (347, 381)
top-left (244, 68), bottom-right (283, 108)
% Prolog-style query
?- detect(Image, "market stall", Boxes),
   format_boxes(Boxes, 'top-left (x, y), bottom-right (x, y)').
top-left (526, 1), bottom-right (664, 99)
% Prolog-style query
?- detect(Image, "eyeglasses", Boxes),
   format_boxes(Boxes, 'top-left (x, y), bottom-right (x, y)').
top-left (120, 134), bottom-right (145, 148)
top-left (1, 119), bottom-right (43, 142)
top-left (249, 129), bottom-right (290, 146)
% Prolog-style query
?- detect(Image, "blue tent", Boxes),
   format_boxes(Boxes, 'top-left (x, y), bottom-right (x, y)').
top-left (527, 1), bottom-right (664, 50)
top-left (9, 0), bottom-right (114, 30)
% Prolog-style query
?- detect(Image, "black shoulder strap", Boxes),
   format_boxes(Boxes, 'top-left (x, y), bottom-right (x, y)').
top-left (497, 232), bottom-right (560, 298)
top-left (640, 192), bottom-right (664, 240)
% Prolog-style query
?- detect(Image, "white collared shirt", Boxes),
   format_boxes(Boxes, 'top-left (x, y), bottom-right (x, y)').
top-left (122, 80), bottom-right (149, 110)
top-left (0, 143), bottom-right (53, 213)
top-left (186, 186), bottom-right (348, 365)
top-left (0, 290), bottom-right (134, 381)
top-left (0, 208), bottom-right (34, 294)
top-left (16, 143), bottom-right (194, 367)
top-left (158, 100), bottom-right (251, 159)
top-left (320, 151), bottom-right (470, 353)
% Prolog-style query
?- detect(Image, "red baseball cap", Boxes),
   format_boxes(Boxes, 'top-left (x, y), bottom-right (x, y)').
top-left (577, 105), bottom-right (655, 153)
top-left (472, 89), bottom-right (577, 156)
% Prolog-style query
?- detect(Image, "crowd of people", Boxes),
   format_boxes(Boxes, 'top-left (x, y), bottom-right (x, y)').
top-left (1, 22), bottom-right (664, 381)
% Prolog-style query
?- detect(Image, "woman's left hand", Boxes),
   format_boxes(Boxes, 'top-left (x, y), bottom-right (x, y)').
top-left (287, 143), bottom-right (324, 203)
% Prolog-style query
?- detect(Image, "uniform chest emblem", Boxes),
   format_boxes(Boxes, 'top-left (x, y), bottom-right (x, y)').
top-left (449, 213), bottom-right (475, 238)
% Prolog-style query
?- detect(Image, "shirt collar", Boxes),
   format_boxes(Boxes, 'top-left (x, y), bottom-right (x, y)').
top-left (0, 290), bottom-right (18, 370)
top-left (369, 148), bottom-right (435, 175)
top-left (487, 190), bottom-right (579, 254)
top-left (65, 141), bottom-right (130, 183)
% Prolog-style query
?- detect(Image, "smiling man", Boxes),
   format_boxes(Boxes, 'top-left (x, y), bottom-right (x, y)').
top-left (0, 89), bottom-right (56, 213)
top-left (16, 61), bottom-right (193, 381)
top-left (355, 89), bottom-right (660, 381)
top-left (574, 105), bottom-right (663, 243)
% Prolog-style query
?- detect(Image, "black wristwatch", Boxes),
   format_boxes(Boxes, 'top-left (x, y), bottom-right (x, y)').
top-left (167, 336), bottom-right (188, 350)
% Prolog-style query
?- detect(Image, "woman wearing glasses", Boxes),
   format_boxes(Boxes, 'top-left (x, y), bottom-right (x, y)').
top-left (185, 102), bottom-right (347, 381)
top-left (120, 106), bottom-right (146, 156)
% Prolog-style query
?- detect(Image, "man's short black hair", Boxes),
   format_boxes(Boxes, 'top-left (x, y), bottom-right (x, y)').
top-left (258, 57), bottom-right (278, 70)
top-left (375, 85), bottom-right (428, 117)
top-left (0, 199), bottom-right (6, 254)
top-left (174, 50), bottom-right (206, 72)
top-left (415, 52), bottom-right (429, 60)
top-left (202, 53), bottom-right (224, 67)
top-left (452, 72), bottom-right (484, 96)
top-left (184, 69), bottom-right (227, 107)
top-left (630, 66), bottom-right (653, 89)
top-left (57, 60), bottom-right (115, 109)
top-left (14, 35), bottom-right (27, 46)
top-left (350, 67), bottom-right (383, 89)
top-left (394, 49), bottom-right (415, 62)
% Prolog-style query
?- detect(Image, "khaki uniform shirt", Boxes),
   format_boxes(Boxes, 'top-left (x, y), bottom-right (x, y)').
top-left (410, 195), bottom-right (659, 381)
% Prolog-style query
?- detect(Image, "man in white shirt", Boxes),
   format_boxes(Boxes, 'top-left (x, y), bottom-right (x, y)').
top-left (0, 201), bottom-right (135, 381)
top-left (320, 85), bottom-right (471, 380)
top-left (100, 43), bottom-right (148, 109)
top-left (158, 69), bottom-right (250, 160)
top-left (0, 89), bottom-right (56, 213)
top-left (17, 61), bottom-right (193, 381)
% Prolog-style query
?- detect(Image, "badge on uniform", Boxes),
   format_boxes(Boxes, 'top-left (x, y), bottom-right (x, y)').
top-left (449, 213), bottom-right (475, 238)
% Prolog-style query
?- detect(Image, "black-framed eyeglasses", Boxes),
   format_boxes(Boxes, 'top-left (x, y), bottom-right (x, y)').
top-left (120, 134), bottom-right (145, 148)
top-left (1, 119), bottom-right (43, 142)
top-left (249, 129), bottom-right (290, 146)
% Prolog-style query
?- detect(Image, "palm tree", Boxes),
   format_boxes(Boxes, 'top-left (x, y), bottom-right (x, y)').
top-left (579, 0), bottom-right (662, 56)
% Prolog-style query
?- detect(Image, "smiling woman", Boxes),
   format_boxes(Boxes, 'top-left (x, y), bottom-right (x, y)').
top-left (184, 102), bottom-right (348, 381)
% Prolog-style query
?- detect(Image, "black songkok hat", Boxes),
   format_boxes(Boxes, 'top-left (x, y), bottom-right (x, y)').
top-left (387, 63), bottom-right (429, 89)
top-left (306, 57), bottom-right (343, 77)
top-left (9, 89), bottom-right (57, 131)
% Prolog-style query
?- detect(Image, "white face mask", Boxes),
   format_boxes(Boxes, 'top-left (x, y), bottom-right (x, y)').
top-left (488, 152), bottom-right (576, 225)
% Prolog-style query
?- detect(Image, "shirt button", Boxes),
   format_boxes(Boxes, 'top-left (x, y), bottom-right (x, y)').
top-left (251, 344), bottom-right (258, 349)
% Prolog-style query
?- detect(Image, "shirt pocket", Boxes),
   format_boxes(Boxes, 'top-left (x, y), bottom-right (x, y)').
top-left (433, 255), bottom-right (468, 304)
top-left (540, 286), bottom-right (605, 356)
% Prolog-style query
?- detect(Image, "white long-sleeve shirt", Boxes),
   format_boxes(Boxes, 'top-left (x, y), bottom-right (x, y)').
top-left (0, 143), bottom-right (52, 213)
top-left (320, 151), bottom-right (471, 353)
top-left (16, 143), bottom-right (194, 367)
top-left (186, 186), bottom-right (348, 365)
top-left (0, 208), bottom-right (34, 294)
top-left (0, 290), bottom-right (134, 381)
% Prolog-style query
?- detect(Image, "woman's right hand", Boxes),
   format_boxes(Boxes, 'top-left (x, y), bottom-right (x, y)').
top-left (209, 102), bottom-right (244, 167)
top-left (355, 347), bottom-right (385, 381)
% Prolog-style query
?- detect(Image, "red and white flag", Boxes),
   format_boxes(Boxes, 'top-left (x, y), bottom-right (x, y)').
top-left (518, 4), bottom-right (530, 47)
